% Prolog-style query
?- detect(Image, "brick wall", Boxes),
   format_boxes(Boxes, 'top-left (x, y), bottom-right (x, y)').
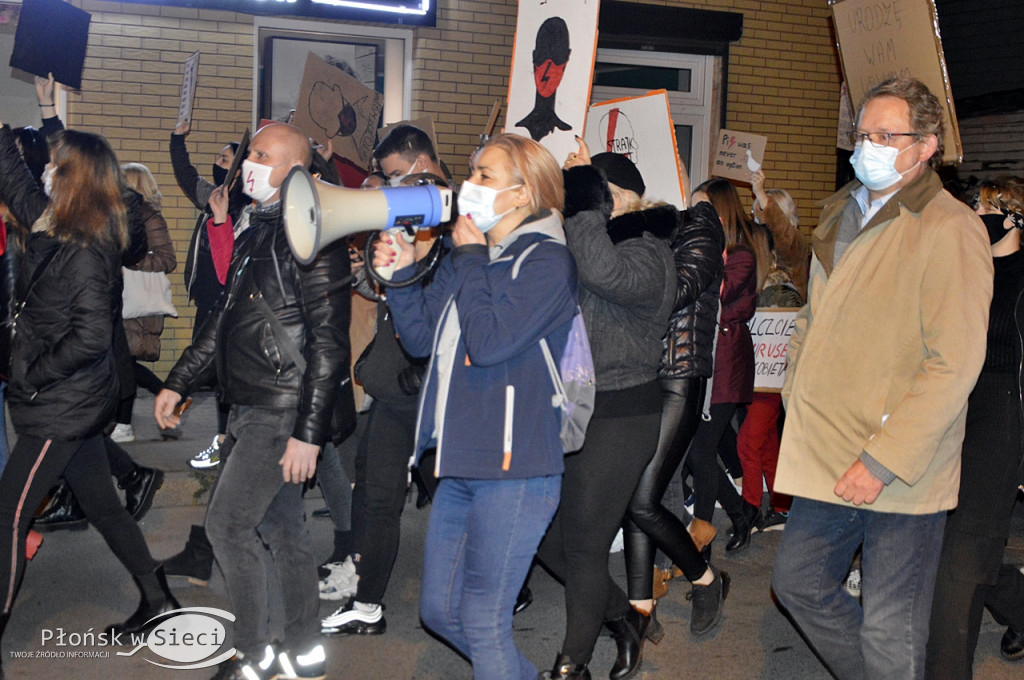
top-left (68, 0), bottom-right (841, 373)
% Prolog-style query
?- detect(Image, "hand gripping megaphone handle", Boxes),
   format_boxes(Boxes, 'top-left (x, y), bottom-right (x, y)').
top-left (374, 227), bottom-right (418, 281)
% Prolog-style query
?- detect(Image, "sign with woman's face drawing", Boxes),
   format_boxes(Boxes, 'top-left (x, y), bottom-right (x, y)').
top-left (293, 51), bottom-right (383, 168)
top-left (505, 0), bottom-right (600, 164)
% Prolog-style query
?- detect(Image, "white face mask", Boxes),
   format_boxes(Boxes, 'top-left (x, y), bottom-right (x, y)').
top-left (849, 141), bottom-right (919, 192)
top-left (41, 164), bottom-right (54, 197)
top-left (457, 181), bottom-right (522, 233)
top-left (241, 159), bottom-right (279, 203)
top-left (387, 157), bottom-right (421, 187)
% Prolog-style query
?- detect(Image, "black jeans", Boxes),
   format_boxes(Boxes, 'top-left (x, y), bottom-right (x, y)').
top-left (926, 372), bottom-right (1024, 680)
top-left (206, 406), bottom-right (319, 656)
top-left (0, 434), bottom-right (158, 614)
top-left (536, 406), bottom-right (661, 664)
top-left (623, 377), bottom-right (708, 599)
top-left (349, 396), bottom-right (418, 604)
top-left (689, 402), bottom-right (746, 522)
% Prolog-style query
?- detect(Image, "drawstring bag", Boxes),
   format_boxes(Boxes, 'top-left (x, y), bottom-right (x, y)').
top-left (539, 308), bottom-right (596, 453)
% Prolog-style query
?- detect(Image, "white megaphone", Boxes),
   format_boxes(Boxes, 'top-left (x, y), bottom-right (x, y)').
top-left (282, 166), bottom-right (453, 270)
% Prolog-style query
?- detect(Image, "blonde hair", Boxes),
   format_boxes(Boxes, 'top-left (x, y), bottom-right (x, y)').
top-left (609, 183), bottom-right (665, 217)
top-left (482, 134), bottom-right (564, 215)
top-left (122, 163), bottom-right (162, 209)
top-left (765, 188), bottom-right (798, 228)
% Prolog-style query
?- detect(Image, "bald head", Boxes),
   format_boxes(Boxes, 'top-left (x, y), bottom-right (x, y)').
top-left (245, 123), bottom-right (314, 203)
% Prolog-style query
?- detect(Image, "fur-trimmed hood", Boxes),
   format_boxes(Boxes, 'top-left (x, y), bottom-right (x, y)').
top-left (606, 204), bottom-right (678, 245)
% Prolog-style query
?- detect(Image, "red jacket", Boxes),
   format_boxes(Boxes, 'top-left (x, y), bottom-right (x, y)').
top-left (711, 246), bottom-right (756, 404)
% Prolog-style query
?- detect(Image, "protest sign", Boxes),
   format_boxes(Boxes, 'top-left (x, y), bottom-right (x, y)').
top-left (176, 51), bottom-right (201, 130)
top-left (712, 129), bottom-right (767, 183)
top-left (748, 308), bottom-right (799, 392)
top-left (585, 90), bottom-right (686, 209)
top-left (10, 0), bottom-right (90, 90)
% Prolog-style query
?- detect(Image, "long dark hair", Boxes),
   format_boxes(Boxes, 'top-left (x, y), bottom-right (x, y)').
top-left (47, 130), bottom-right (127, 252)
top-left (695, 177), bottom-right (771, 292)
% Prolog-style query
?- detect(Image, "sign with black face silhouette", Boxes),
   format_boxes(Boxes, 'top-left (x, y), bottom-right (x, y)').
top-left (292, 51), bottom-right (384, 169)
top-left (505, 0), bottom-right (600, 164)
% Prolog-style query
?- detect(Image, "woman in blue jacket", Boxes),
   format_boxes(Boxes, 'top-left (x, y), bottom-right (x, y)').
top-left (378, 133), bottom-right (577, 680)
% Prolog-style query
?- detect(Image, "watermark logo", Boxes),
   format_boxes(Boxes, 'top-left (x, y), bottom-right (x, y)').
top-left (117, 607), bottom-right (235, 670)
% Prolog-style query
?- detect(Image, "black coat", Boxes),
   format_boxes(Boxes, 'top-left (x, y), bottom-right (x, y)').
top-left (660, 201), bottom-right (724, 380)
top-left (0, 126), bottom-right (121, 440)
top-left (163, 203), bottom-right (352, 446)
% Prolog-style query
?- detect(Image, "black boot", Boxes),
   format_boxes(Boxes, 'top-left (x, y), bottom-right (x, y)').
top-left (34, 482), bottom-right (88, 531)
top-left (106, 566), bottom-right (180, 642)
top-left (119, 466), bottom-right (165, 521)
top-left (163, 525), bottom-right (214, 586)
top-left (605, 605), bottom-right (662, 680)
top-left (725, 502), bottom-right (756, 552)
top-left (539, 652), bottom-right (591, 679)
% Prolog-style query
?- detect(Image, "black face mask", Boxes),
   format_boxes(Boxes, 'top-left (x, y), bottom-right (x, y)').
top-left (212, 164), bottom-right (228, 187)
top-left (981, 213), bottom-right (1009, 245)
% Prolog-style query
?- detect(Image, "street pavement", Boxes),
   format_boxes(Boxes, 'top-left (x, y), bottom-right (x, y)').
top-left (3, 392), bottom-right (1023, 679)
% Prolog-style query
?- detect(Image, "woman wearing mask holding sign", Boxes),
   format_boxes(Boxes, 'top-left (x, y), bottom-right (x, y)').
top-left (375, 133), bottom-right (577, 680)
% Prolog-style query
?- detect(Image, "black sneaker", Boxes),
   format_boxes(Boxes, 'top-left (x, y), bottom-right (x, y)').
top-left (276, 642), bottom-right (327, 679)
top-left (209, 647), bottom-right (276, 680)
top-left (757, 508), bottom-right (789, 532)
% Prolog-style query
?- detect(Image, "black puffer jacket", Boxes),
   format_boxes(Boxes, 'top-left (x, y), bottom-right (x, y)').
top-left (660, 201), bottom-right (724, 379)
top-left (0, 126), bottom-right (121, 440)
top-left (163, 202), bottom-right (352, 446)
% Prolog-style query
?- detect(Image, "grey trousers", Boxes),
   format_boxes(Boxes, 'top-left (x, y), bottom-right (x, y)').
top-left (206, 405), bottom-right (320, 655)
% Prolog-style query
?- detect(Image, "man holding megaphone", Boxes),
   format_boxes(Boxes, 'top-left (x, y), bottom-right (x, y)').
top-left (154, 122), bottom-right (351, 680)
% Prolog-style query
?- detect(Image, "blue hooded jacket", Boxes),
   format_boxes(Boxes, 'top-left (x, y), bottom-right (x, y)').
top-left (387, 211), bottom-right (577, 479)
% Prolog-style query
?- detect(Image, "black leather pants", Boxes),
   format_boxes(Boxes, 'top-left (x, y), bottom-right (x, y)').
top-left (623, 377), bottom-right (709, 599)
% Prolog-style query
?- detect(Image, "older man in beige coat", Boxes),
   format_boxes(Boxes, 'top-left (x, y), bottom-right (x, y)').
top-left (771, 78), bottom-right (993, 680)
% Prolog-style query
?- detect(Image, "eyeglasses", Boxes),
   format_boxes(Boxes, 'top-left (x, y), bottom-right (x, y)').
top-left (849, 130), bottom-right (920, 148)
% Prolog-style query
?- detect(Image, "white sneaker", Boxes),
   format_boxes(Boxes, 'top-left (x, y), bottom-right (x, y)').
top-left (844, 567), bottom-right (862, 598)
top-left (110, 423), bottom-right (135, 443)
top-left (321, 600), bottom-right (383, 634)
top-left (318, 556), bottom-right (358, 600)
top-left (190, 435), bottom-right (222, 469)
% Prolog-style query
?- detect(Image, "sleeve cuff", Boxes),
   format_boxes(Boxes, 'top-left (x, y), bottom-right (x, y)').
top-left (859, 450), bottom-right (897, 485)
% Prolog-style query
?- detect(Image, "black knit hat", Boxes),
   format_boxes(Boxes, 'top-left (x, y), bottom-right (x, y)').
top-left (590, 152), bottom-right (645, 197)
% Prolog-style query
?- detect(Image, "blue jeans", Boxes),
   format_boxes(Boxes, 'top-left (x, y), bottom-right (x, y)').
top-left (420, 475), bottom-right (561, 680)
top-left (772, 497), bottom-right (946, 680)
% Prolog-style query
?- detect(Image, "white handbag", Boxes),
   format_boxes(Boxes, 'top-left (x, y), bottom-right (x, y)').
top-left (121, 268), bottom-right (178, 319)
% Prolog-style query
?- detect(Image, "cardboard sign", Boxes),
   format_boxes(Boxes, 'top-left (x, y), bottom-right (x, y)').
top-left (747, 308), bottom-right (800, 392)
top-left (505, 0), bottom-right (600, 164)
top-left (712, 129), bottom-right (767, 183)
top-left (10, 0), bottom-right (90, 90)
top-left (831, 0), bottom-right (961, 164)
top-left (176, 51), bottom-right (201, 130)
top-left (292, 51), bottom-right (384, 169)
top-left (584, 90), bottom-right (686, 209)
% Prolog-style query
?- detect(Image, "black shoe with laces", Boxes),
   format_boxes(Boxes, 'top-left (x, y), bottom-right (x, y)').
top-left (688, 564), bottom-right (729, 636)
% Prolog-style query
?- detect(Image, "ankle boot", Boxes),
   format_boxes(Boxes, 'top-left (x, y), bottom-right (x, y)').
top-left (540, 652), bottom-right (591, 679)
top-left (119, 466), bottom-right (165, 521)
top-left (106, 566), bottom-right (180, 641)
top-left (34, 482), bottom-right (87, 531)
top-left (163, 525), bottom-right (214, 586)
top-left (605, 605), bottom-right (661, 680)
top-left (725, 505), bottom-right (753, 553)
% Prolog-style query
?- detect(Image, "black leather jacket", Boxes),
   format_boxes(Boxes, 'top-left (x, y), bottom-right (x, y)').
top-left (163, 202), bottom-right (352, 446)
top-left (660, 201), bottom-right (724, 379)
